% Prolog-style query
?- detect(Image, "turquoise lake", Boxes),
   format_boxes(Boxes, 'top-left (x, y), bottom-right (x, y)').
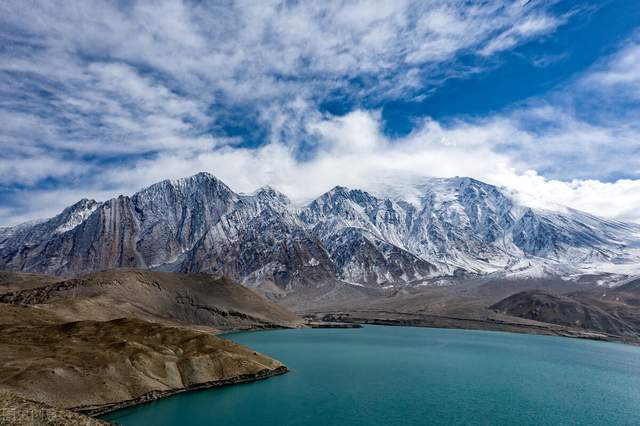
top-left (103, 326), bottom-right (640, 425)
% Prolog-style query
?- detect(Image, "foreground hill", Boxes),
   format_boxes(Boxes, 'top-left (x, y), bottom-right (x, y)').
top-left (0, 315), bottom-right (286, 415)
top-left (0, 393), bottom-right (108, 425)
top-left (0, 270), bottom-right (297, 417)
top-left (2, 172), bottom-right (639, 301)
top-left (0, 269), bottom-right (302, 332)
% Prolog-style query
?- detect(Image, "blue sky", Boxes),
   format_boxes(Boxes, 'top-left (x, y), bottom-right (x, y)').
top-left (1, 0), bottom-right (640, 224)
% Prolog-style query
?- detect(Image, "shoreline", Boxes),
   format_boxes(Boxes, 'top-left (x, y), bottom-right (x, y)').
top-left (310, 312), bottom-right (640, 346)
top-left (220, 314), bottom-right (640, 346)
top-left (84, 365), bottom-right (288, 418)
top-left (210, 323), bottom-right (300, 336)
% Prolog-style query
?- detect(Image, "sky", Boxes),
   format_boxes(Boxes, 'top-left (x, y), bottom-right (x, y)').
top-left (1, 0), bottom-right (640, 225)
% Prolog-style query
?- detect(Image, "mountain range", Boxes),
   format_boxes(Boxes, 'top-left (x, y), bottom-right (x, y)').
top-left (2, 172), bottom-right (639, 299)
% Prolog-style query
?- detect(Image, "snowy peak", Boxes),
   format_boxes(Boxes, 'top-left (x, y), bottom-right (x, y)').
top-left (250, 185), bottom-right (291, 206)
top-left (304, 186), bottom-right (402, 226)
top-left (136, 172), bottom-right (235, 202)
top-left (1, 172), bottom-right (640, 290)
top-left (311, 186), bottom-right (377, 209)
top-left (54, 199), bottom-right (101, 234)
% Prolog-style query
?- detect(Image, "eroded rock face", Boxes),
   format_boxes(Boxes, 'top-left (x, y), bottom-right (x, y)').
top-left (2, 173), bottom-right (640, 293)
top-left (0, 317), bottom-right (287, 414)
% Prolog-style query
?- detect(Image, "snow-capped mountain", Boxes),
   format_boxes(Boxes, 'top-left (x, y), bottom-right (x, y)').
top-left (1, 172), bottom-right (639, 293)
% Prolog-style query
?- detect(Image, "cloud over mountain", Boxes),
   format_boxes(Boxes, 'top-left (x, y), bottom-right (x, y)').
top-left (0, 1), bottom-right (639, 225)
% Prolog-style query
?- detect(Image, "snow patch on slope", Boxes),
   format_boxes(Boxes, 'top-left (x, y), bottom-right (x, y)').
top-left (55, 203), bottom-right (99, 234)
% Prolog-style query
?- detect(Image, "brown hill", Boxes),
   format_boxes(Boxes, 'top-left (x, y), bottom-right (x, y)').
top-left (0, 271), bottom-right (60, 293)
top-left (0, 303), bottom-right (65, 325)
top-left (565, 279), bottom-right (640, 333)
top-left (0, 392), bottom-right (109, 425)
top-left (0, 270), bottom-right (298, 418)
top-left (490, 290), bottom-right (638, 338)
top-left (0, 269), bottom-right (302, 332)
top-left (0, 317), bottom-right (286, 415)
top-left (304, 276), bottom-right (640, 344)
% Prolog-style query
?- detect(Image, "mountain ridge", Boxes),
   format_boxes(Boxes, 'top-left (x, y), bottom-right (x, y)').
top-left (2, 172), bottom-right (639, 296)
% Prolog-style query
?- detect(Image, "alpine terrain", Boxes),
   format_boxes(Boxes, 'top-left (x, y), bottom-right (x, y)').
top-left (2, 172), bottom-right (639, 301)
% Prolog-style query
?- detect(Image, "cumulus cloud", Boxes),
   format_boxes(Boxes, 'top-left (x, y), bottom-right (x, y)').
top-left (83, 108), bottom-right (639, 224)
top-left (1, 102), bottom-right (640, 225)
top-left (493, 171), bottom-right (640, 223)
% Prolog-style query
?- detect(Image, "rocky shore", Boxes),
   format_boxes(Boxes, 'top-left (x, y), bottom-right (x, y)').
top-left (84, 366), bottom-right (288, 417)
top-left (305, 320), bottom-right (363, 329)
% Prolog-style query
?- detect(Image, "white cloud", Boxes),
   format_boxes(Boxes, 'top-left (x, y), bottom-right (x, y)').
top-left (0, 1), bottom-right (568, 198)
top-left (0, 187), bottom-right (119, 227)
top-left (480, 14), bottom-right (563, 56)
top-left (15, 107), bottom-right (626, 226)
top-left (493, 171), bottom-right (640, 223)
top-left (2, 103), bottom-right (640, 226)
top-left (86, 110), bottom-right (506, 201)
top-left (0, 0), bottom-right (566, 157)
top-left (2, 0), bottom-right (560, 99)
top-left (0, 156), bottom-right (88, 186)
top-left (2, 1), bottom-right (639, 227)
top-left (582, 35), bottom-right (640, 97)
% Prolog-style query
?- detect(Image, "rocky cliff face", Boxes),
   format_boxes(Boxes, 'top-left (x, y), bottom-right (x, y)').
top-left (1, 172), bottom-right (639, 293)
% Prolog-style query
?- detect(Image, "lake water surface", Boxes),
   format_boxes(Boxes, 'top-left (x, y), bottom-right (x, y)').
top-left (103, 326), bottom-right (640, 425)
